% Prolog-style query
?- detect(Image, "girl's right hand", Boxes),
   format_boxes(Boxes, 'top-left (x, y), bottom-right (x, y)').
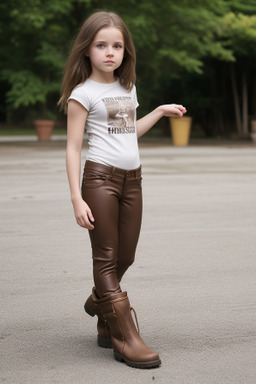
top-left (72, 198), bottom-right (95, 229)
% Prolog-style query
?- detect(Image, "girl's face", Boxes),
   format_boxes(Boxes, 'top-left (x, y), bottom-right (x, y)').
top-left (87, 27), bottom-right (124, 81)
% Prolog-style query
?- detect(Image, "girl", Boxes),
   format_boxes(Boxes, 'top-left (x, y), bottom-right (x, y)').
top-left (59, 11), bottom-right (186, 369)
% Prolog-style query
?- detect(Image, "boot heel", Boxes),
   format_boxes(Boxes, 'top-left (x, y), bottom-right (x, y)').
top-left (84, 302), bottom-right (95, 317)
top-left (98, 335), bottom-right (112, 349)
top-left (114, 351), bottom-right (123, 362)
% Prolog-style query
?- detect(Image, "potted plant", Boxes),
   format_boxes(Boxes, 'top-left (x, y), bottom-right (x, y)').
top-left (3, 68), bottom-right (60, 141)
top-left (0, 3), bottom-right (66, 141)
top-left (33, 109), bottom-right (57, 141)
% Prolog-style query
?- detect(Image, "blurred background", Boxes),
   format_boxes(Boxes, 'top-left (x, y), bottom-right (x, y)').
top-left (0, 0), bottom-right (256, 140)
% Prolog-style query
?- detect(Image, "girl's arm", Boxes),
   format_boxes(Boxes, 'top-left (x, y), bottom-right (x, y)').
top-left (136, 104), bottom-right (187, 138)
top-left (66, 100), bottom-right (94, 229)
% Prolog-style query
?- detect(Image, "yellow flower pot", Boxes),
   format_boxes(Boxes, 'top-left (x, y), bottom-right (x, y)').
top-left (170, 116), bottom-right (192, 146)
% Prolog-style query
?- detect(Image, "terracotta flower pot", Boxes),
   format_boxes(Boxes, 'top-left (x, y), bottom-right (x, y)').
top-left (170, 116), bottom-right (192, 146)
top-left (34, 119), bottom-right (55, 141)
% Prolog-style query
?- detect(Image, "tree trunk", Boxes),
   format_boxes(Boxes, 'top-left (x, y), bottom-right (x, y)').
top-left (251, 73), bottom-right (256, 121)
top-left (230, 63), bottom-right (242, 137)
top-left (242, 70), bottom-right (248, 137)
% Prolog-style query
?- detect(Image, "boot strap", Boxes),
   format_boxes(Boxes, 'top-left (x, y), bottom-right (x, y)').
top-left (130, 307), bottom-right (140, 335)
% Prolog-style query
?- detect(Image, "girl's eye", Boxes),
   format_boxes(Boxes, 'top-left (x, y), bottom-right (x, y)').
top-left (97, 44), bottom-right (105, 48)
top-left (114, 44), bottom-right (123, 49)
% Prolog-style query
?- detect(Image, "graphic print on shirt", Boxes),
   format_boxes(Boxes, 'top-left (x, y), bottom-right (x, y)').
top-left (102, 96), bottom-right (135, 134)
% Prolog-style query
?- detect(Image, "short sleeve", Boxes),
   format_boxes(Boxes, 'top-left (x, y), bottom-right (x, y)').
top-left (68, 84), bottom-right (90, 111)
top-left (131, 85), bottom-right (139, 109)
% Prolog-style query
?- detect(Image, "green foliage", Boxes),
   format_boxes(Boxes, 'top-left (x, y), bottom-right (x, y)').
top-left (2, 70), bottom-right (61, 109)
top-left (221, 12), bottom-right (256, 55)
top-left (35, 42), bottom-right (64, 69)
top-left (4, 71), bottom-right (46, 108)
top-left (226, 0), bottom-right (256, 14)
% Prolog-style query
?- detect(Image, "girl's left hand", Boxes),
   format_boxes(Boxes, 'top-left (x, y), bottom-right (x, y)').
top-left (159, 104), bottom-right (187, 118)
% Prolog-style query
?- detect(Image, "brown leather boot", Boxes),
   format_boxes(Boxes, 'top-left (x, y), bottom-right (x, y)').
top-left (84, 288), bottom-right (112, 348)
top-left (99, 291), bottom-right (161, 369)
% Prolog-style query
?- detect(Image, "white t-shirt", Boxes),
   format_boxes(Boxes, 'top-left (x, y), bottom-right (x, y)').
top-left (68, 79), bottom-right (140, 170)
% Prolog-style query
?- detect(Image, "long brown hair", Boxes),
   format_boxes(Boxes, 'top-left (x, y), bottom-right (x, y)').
top-left (58, 11), bottom-right (136, 111)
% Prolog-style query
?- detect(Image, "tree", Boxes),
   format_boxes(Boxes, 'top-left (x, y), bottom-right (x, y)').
top-left (0, 0), bottom-right (79, 121)
top-left (220, 6), bottom-right (256, 137)
top-left (124, 0), bottom-right (234, 117)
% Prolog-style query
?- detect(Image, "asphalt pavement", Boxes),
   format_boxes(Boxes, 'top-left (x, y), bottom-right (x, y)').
top-left (0, 139), bottom-right (256, 384)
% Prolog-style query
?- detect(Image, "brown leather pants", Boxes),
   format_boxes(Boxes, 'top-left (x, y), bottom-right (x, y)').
top-left (81, 160), bottom-right (142, 298)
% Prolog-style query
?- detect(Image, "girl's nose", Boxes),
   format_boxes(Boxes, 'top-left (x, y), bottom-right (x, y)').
top-left (106, 46), bottom-right (113, 56)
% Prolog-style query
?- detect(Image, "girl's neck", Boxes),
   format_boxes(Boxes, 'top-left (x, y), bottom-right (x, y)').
top-left (89, 72), bottom-right (117, 84)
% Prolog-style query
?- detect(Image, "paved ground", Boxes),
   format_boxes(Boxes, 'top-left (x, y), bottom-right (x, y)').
top-left (0, 139), bottom-right (256, 384)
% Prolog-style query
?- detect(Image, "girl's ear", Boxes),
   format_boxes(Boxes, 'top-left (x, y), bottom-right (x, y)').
top-left (85, 48), bottom-right (90, 57)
